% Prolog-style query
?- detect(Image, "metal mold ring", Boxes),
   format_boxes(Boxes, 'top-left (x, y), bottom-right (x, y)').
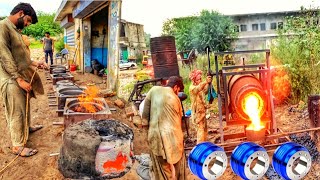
top-left (231, 142), bottom-right (269, 180)
top-left (188, 142), bottom-right (228, 180)
top-left (272, 142), bottom-right (312, 180)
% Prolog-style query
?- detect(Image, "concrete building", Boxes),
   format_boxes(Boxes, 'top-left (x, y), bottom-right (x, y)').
top-left (229, 10), bottom-right (319, 50)
top-left (54, 0), bottom-right (122, 90)
top-left (119, 20), bottom-right (146, 61)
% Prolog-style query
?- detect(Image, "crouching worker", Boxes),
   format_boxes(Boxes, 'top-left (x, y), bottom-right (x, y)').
top-left (189, 69), bottom-right (212, 144)
top-left (140, 76), bottom-right (186, 180)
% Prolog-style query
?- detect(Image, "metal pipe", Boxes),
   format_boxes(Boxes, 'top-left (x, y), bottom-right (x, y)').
top-left (215, 55), bottom-right (224, 143)
top-left (266, 127), bottom-right (320, 141)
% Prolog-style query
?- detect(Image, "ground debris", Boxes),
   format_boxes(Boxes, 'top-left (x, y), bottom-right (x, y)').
top-left (114, 99), bottom-right (125, 108)
top-left (290, 133), bottom-right (319, 161)
top-left (265, 166), bottom-right (283, 180)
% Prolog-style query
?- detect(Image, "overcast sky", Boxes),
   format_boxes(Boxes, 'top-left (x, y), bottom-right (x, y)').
top-left (1, 0), bottom-right (319, 37)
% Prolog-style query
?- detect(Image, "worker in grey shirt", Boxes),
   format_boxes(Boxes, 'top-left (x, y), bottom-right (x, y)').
top-left (43, 32), bottom-right (54, 65)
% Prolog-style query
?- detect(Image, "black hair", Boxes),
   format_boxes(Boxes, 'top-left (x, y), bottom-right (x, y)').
top-left (45, 32), bottom-right (50, 35)
top-left (167, 76), bottom-right (184, 91)
top-left (10, 3), bottom-right (38, 24)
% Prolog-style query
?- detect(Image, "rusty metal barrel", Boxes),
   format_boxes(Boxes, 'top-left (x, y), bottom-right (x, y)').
top-left (150, 36), bottom-right (179, 79)
top-left (308, 95), bottom-right (320, 127)
top-left (228, 74), bottom-right (267, 120)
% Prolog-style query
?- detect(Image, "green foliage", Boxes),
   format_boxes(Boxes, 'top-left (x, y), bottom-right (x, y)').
top-left (272, 7), bottom-right (320, 103)
top-left (23, 12), bottom-right (62, 39)
top-left (162, 11), bottom-right (238, 53)
top-left (29, 38), bottom-right (43, 49)
top-left (192, 10), bottom-right (238, 53)
top-left (144, 32), bottom-right (151, 48)
top-left (0, 16), bottom-right (5, 20)
top-left (55, 37), bottom-right (65, 52)
top-left (162, 16), bottom-right (197, 51)
top-left (248, 53), bottom-right (265, 64)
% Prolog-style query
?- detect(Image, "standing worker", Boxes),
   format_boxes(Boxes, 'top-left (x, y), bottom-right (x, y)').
top-left (0, 2), bottom-right (46, 157)
top-left (189, 69), bottom-right (212, 144)
top-left (141, 76), bottom-right (186, 180)
top-left (43, 32), bottom-right (54, 65)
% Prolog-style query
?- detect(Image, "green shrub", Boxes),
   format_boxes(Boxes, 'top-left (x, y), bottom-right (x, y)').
top-left (55, 37), bottom-right (65, 52)
top-left (272, 7), bottom-right (320, 103)
top-left (29, 38), bottom-right (43, 49)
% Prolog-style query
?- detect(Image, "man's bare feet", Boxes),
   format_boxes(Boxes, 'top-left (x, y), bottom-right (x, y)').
top-left (12, 146), bottom-right (38, 157)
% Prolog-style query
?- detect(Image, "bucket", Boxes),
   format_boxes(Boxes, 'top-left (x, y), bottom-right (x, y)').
top-left (70, 64), bottom-right (77, 72)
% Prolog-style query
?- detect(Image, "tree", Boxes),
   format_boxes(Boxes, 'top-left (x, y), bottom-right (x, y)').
top-left (162, 16), bottom-right (197, 51)
top-left (23, 11), bottom-right (62, 39)
top-left (192, 10), bottom-right (238, 53)
top-left (144, 32), bottom-right (151, 48)
top-left (272, 7), bottom-right (320, 102)
top-left (161, 11), bottom-right (238, 52)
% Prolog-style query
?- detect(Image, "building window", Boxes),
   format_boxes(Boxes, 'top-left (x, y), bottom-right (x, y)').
top-left (240, 24), bottom-right (247, 32)
top-left (270, 22), bottom-right (277, 30)
top-left (278, 22), bottom-right (283, 29)
top-left (252, 24), bottom-right (259, 31)
top-left (260, 23), bottom-right (266, 31)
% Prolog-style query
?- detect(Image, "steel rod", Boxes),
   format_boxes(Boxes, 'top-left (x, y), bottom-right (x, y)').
top-left (214, 49), bottom-right (270, 55)
top-left (266, 127), bottom-right (320, 141)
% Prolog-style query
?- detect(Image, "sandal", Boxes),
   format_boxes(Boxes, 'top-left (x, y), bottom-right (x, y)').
top-left (12, 146), bottom-right (38, 157)
top-left (29, 125), bottom-right (43, 133)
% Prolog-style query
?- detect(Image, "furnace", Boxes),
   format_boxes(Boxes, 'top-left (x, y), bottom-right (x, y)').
top-left (63, 98), bottom-right (111, 128)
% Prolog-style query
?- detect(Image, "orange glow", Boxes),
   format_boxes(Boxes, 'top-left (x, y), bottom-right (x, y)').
top-left (244, 94), bottom-right (265, 131)
top-left (271, 66), bottom-right (291, 105)
top-left (103, 152), bottom-right (128, 173)
top-left (75, 86), bottom-right (103, 113)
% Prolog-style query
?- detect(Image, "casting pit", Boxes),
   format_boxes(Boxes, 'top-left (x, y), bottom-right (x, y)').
top-left (58, 119), bottom-right (134, 179)
top-left (49, 65), bottom-right (66, 74)
top-left (56, 80), bottom-right (74, 87)
top-left (55, 87), bottom-right (85, 116)
top-left (50, 73), bottom-right (74, 85)
top-left (63, 98), bottom-right (111, 128)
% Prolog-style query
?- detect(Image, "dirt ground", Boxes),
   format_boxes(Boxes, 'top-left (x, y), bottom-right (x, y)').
top-left (0, 49), bottom-right (319, 179)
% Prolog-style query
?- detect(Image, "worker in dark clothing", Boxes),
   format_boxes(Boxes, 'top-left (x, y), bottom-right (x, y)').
top-left (43, 32), bottom-right (54, 65)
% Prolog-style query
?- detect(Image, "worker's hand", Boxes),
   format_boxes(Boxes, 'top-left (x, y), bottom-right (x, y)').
top-left (16, 78), bottom-right (32, 92)
top-left (206, 76), bottom-right (212, 84)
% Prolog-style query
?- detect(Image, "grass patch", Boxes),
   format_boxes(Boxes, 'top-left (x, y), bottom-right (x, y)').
top-left (29, 38), bottom-right (43, 49)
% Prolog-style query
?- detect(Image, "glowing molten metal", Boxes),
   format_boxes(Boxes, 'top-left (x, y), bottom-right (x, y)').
top-left (74, 86), bottom-right (103, 113)
top-left (244, 94), bottom-right (265, 131)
